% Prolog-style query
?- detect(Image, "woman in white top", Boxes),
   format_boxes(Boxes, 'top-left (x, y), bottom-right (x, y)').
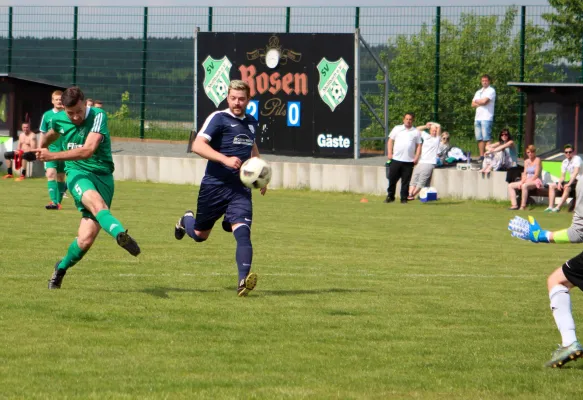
top-left (478, 128), bottom-right (517, 173)
top-left (408, 122), bottom-right (441, 200)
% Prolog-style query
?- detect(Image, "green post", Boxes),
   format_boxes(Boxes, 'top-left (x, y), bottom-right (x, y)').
top-left (7, 7), bottom-right (13, 73)
top-left (286, 7), bottom-right (291, 33)
top-left (139, 7), bottom-right (148, 140)
top-left (518, 6), bottom-right (526, 154)
top-left (208, 7), bottom-right (213, 32)
top-left (73, 6), bottom-right (78, 85)
top-left (355, 7), bottom-right (360, 29)
top-left (433, 6), bottom-right (441, 122)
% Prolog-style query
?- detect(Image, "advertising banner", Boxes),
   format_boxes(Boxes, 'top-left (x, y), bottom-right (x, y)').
top-left (197, 33), bottom-right (354, 157)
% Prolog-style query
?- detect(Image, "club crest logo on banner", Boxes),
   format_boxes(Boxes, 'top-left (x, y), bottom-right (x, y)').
top-left (202, 56), bottom-right (232, 107)
top-left (317, 57), bottom-right (349, 112)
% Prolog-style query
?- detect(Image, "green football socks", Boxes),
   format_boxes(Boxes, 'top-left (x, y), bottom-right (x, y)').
top-left (57, 239), bottom-right (87, 270)
top-left (47, 180), bottom-right (59, 204)
top-left (57, 181), bottom-right (67, 203)
top-left (96, 209), bottom-right (126, 238)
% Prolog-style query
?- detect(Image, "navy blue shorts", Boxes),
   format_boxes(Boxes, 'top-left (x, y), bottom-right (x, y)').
top-left (194, 183), bottom-right (253, 231)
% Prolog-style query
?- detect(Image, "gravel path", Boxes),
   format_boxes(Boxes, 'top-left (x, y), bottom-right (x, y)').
top-left (111, 139), bottom-right (388, 167)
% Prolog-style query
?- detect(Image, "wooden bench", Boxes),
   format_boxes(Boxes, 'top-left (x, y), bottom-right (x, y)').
top-left (517, 185), bottom-right (576, 211)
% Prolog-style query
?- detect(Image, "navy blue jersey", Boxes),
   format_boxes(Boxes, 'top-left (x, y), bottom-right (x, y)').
top-left (198, 109), bottom-right (258, 185)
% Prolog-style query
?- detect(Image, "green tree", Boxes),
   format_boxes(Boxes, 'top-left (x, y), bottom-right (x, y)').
top-left (369, 8), bottom-right (559, 152)
top-left (107, 91), bottom-right (131, 121)
top-left (542, 0), bottom-right (583, 64)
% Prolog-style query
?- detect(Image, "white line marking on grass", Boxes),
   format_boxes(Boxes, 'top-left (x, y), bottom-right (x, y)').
top-left (404, 273), bottom-right (535, 279)
top-left (6, 272), bottom-right (538, 280)
top-left (123, 272), bottom-right (537, 279)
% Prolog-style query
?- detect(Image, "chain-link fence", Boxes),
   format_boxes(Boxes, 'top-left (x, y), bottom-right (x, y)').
top-left (0, 6), bottom-right (578, 154)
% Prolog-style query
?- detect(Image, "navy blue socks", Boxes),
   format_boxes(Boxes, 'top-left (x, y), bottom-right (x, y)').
top-left (233, 225), bottom-right (253, 281)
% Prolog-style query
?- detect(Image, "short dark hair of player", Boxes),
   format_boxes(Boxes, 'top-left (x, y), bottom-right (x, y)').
top-left (52, 90), bottom-right (63, 97)
top-left (61, 87), bottom-right (86, 108)
top-left (228, 80), bottom-right (250, 99)
top-left (404, 112), bottom-right (415, 119)
top-left (564, 144), bottom-right (574, 151)
top-left (481, 74), bottom-right (491, 82)
top-left (94, 100), bottom-right (103, 106)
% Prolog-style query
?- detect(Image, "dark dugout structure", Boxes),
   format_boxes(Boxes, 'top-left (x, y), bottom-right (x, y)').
top-left (0, 74), bottom-right (65, 139)
top-left (508, 82), bottom-right (583, 157)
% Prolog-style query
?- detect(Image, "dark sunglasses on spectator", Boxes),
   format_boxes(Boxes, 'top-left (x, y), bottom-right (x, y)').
top-left (565, 150), bottom-right (573, 154)
top-left (501, 133), bottom-right (509, 136)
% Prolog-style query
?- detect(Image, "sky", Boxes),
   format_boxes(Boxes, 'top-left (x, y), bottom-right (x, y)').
top-left (1, 0), bottom-right (551, 6)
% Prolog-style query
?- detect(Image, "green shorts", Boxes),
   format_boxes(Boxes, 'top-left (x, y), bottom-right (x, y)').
top-left (45, 161), bottom-right (66, 174)
top-left (67, 169), bottom-right (115, 220)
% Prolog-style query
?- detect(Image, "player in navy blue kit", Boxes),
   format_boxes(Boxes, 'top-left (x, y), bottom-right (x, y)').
top-left (174, 80), bottom-right (266, 297)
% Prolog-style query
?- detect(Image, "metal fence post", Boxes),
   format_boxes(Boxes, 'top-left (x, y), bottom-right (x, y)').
top-left (7, 7), bottom-right (13, 73)
top-left (355, 7), bottom-right (360, 29)
top-left (73, 6), bottom-right (78, 85)
top-left (354, 29), bottom-right (360, 159)
top-left (286, 7), bottom-right (291, 33)
top-left (518, 5), bottom-right (526, 154)
top-left (208, 7), bottom-right (213, 32)
top-left (139, 7), bottom-right (148, 140)
top-left (433, 6), bottom-right (441, 123)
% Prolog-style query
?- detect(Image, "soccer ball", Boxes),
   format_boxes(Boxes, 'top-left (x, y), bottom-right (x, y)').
top-left (240, 157), bottom-right (272, 189)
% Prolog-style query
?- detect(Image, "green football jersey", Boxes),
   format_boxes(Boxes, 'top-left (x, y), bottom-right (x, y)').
top-left (39, 109), bottom-right (63, 153)
top-left (50, 107), bottom-right (114, 175)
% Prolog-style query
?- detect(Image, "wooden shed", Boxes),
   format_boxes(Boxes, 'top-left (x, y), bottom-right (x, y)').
top-left (0, 74), bottom-right (66, 139)
top-left (508, 82), bottom-right (583, 156)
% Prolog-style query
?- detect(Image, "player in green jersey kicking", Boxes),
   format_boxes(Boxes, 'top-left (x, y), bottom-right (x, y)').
top-left (34, 86), bottom-right (140, 289)
top-left (39, 90), bottom-right (67, 210)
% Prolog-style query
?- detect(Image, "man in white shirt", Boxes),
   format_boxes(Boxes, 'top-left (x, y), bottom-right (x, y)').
top-left (546, 144), bottom-right (582, 212)
top-left (385, 112), bottom-right (422, 203)
top-left (408, 122), bottom-right (441, 200)
top-left (472, 74), bottom-right (496, 162)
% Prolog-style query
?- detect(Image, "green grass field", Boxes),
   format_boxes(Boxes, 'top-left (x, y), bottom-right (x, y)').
top-left (1, 178), bottom-right (583, 399)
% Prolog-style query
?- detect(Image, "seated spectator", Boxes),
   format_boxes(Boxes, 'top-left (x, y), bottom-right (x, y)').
top-left (408, 122), bottom-right (441, 200)
top-left (3, 122), bottom-right (36, 181)
top-left (436, 131), bottom-right (451, 167)
top-left (545, 144), bottom-right (581, 213)
top-left (478, 128), bottom-right (517, 173)
top-left (86, 98), bottom-right (94, 107)
top-left (507, 144), bottom-right (542, 210)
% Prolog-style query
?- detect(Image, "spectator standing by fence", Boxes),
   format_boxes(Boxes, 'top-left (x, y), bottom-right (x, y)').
top-left (385, 112), bottom-right (421, 204)
top-left (408, 122), bottom-right (441, 200)
top-left (472, 74), bottom-right (496, 162)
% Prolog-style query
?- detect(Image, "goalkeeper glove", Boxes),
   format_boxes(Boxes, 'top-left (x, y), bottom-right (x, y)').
top-left (508, 215), bottom-right (550, 243)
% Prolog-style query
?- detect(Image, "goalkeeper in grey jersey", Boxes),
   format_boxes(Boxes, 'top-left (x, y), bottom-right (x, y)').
top-left (509, 181), bottom-right (583, 368)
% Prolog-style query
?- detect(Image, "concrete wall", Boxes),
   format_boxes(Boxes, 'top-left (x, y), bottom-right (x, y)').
top-left (112, 155), bottom-right (510, 200)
